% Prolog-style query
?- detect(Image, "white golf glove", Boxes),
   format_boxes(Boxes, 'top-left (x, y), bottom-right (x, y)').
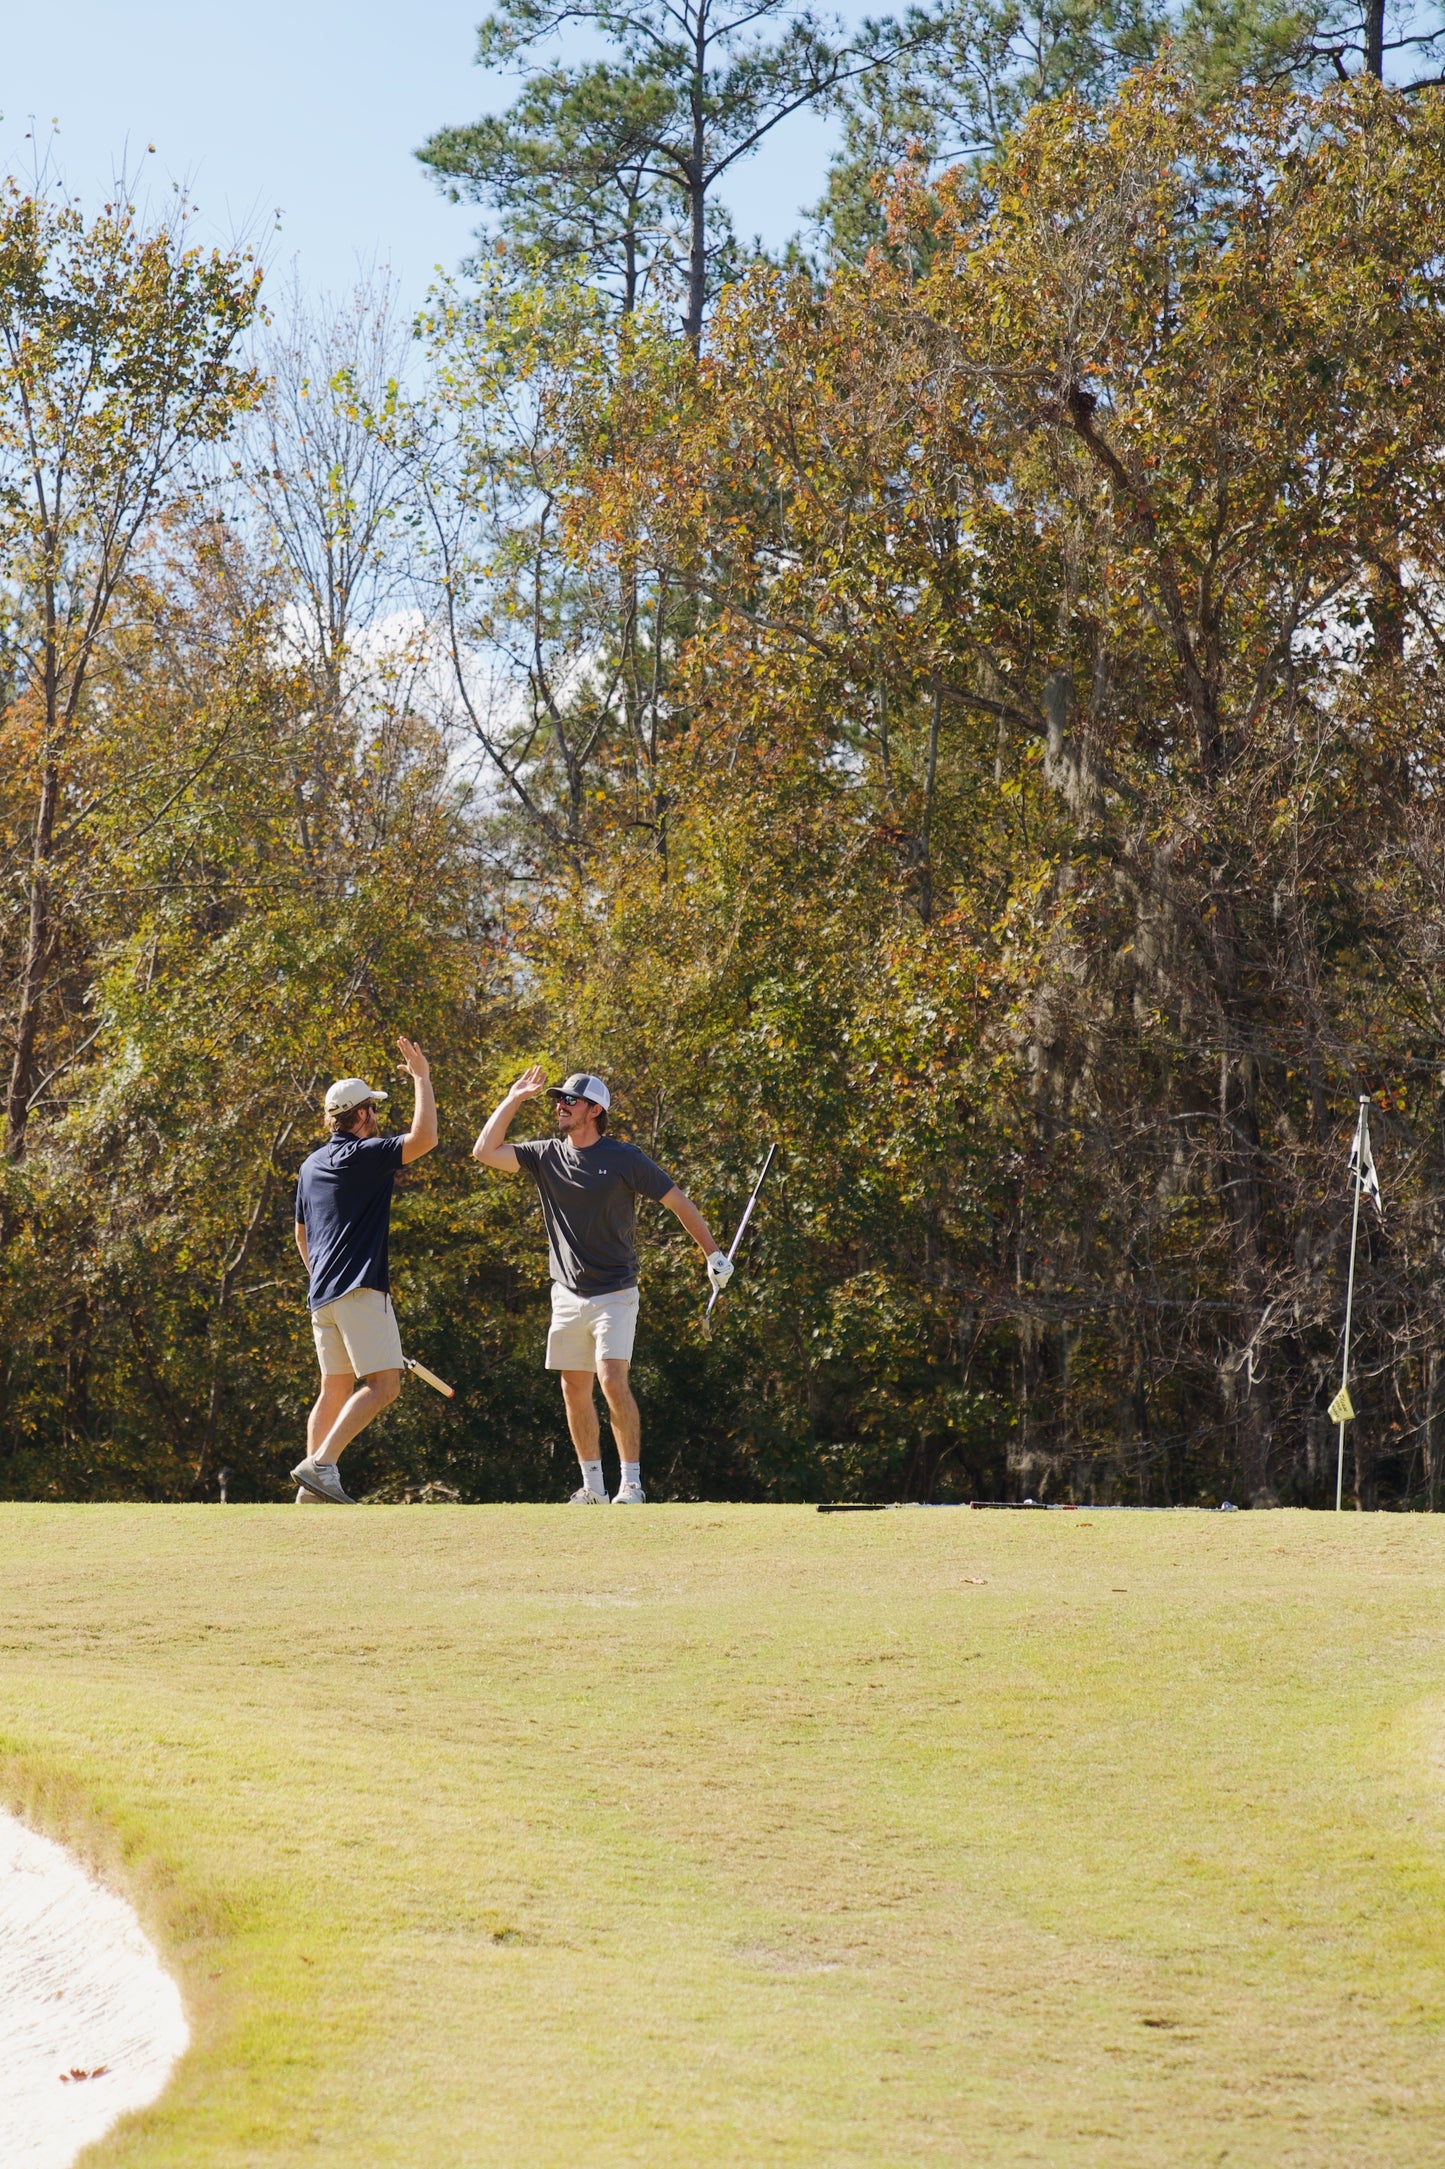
top-left (706, 1250), bottom-right (735, 1293)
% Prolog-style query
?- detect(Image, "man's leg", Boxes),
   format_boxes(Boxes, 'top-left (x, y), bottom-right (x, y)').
top-left (296, 1293), bottom-right (405, 1503)
top-left (596, 1360), bottom-right (640, 1462)
top-left (307, 1375), bottom-right (354, 1460)
top-left (597, 1358), bottom-right (643, 1500)
top-left (559, 1368), bottom-right (601, 1458)
top-left (560, 1368), bottom-right (607, 1500)
top-left (295, 1374), bottom-right (356, 1502)
top-left (294, 1369), bottom-right (402, 1503)
top-left (313, 1370), bottom-right (402, 1465)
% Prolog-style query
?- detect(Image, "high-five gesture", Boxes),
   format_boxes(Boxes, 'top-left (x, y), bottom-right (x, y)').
top-left (397, 1035), bottom-right (432, 1083)
top-left (474, 1063), bottom-right (547, 1171)
top-left (399, 1037), bottom-right (437, 1164)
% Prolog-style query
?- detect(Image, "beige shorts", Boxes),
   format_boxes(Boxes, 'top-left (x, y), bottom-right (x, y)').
top-left (545, 1284), bottom-right (639, 1372)
top-left (311, 1287), bottom-right (405, 1378)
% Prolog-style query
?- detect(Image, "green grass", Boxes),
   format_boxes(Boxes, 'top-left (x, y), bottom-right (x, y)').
top-left (3, 1505), bottom-right (1445, 2166)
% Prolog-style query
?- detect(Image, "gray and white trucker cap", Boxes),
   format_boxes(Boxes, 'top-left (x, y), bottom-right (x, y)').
top-left (548, 1071), bottom-right (611, 1110)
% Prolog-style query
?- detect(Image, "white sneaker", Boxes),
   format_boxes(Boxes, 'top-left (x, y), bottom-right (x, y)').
top-left (569, 1485), bottom-right (609, 1504)
top-left (613, 1480), bottom-right (646, 1504)
top-left (294, 1486), bottom-right (326, 1505)
top-left (291, 1457), bottom-right (356, 1505)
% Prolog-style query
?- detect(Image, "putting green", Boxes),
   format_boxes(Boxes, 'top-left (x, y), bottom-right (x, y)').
top-left (2, 1504), bottom-right (1443, 2166)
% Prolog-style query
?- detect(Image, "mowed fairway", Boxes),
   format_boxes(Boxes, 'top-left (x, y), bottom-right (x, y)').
top-left (2, 1509), bottom-right (1445, 2166)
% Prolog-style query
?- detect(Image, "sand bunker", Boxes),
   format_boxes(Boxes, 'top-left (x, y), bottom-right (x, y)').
top-left (0, 1809), bottom-right (189, 2169)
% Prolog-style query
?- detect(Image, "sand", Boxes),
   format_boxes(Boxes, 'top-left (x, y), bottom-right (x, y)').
top-left (0, 1810), bottom-right (188, 2168)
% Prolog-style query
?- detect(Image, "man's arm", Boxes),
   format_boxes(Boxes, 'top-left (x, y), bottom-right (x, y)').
top-left (295, 1220), bottom-right (309, 1271)
top-left (473, 1064), bottom-right (547, 1172)
top-left (398, 1036), bottom-right (437, 1165)
top-left (661, 1186), bottom-right (721, 1261)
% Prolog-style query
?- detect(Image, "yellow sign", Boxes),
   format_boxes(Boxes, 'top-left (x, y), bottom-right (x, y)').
top-left (1328, 1385), bottom-right (1355, 1425)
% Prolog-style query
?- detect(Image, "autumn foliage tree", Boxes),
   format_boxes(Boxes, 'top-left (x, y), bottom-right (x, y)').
top-left (555, 71), bottom-right (1445, 1504)
top-left (8, 75), bottom-right (1445, 1507)
top-left (0, 180), bottom-right (261, 1161)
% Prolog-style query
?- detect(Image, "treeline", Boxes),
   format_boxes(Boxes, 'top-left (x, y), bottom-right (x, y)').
top-left (3, 12), bottom-right (1445, 1504)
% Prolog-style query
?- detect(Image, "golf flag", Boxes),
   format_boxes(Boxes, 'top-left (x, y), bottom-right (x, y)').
top-left (1348, 1102), bottom-right (1382, 1218)
top-left (1333, 1098), bottom-right (1377, 1510)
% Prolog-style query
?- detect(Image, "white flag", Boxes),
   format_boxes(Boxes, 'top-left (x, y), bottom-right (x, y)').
top-left (1348, 1102), bottom-right (1383, 1218)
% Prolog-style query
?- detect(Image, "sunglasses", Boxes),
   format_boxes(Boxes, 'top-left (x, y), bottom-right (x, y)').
top-left (553, 1092), bottom-right (584, 1107)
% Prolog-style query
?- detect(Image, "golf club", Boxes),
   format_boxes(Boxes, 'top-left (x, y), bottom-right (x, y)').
top-left (706, 1143), bottom-right (777, 1319)
top-left (404, 1355), bottom-right (455, 1399)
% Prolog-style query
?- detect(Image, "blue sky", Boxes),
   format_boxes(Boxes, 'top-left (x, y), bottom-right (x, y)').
top-left (5, 2), bottom-right (838, 315)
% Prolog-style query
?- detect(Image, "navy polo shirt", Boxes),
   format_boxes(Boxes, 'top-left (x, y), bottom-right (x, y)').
top-left (294, 1134), bottom-right (405, 1310)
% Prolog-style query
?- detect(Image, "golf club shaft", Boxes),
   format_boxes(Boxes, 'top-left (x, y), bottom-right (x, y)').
top-left (706, 1144), bottom-right (776, 1318)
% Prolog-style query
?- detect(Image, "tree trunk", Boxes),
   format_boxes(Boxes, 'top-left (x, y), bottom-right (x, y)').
top-left (685, 157), bottom-right (706, 350)
top-left (1131, 1339), bottom-right (1157, 1503)
top-left (1352, 1418), bottom-right (1378, 1509)
top-left (6, 758), bottom-right (61, 1161)
top-left (912, 677), bottom-right (941, 924)
top-left (63, 1291), bottom-right (91, 1466)
top-left (684, 34), bottom-right (707, 353)
top-left (1364, 0), bottom-right (1385, 77)
top-left (1219, 1039), bottom-right (1277, 1503)
top-left (1426, 1348), bottom-right (1441, 1510)
top-left (195, 1152), bottom-right (286, 1494)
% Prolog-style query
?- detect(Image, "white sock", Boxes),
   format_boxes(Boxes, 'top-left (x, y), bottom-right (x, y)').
top-left (580, 1459), bottom-right (607, 1497)
top-left (620, 1461), bottom-right (641, 1489)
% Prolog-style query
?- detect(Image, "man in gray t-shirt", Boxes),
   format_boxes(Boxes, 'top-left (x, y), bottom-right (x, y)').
top-left (473, 1067), bottom-right (730, 1503)
top-left (510, 1133), bottom-right (676, 1293)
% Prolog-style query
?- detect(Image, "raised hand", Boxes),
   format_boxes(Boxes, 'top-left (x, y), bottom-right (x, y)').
top-left (510, 1064), bottom-right (547, 1100)
top-left (397, 1035), bottom-right (431, 1080)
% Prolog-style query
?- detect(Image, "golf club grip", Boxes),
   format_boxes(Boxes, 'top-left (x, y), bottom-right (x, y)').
top-left (405, 1357), bottom-right (455, 1399)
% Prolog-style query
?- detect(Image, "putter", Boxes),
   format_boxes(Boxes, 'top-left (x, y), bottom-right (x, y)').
top-left (404, 1356), bottom-right (455, 1399)
top-left (706, 1144), bottom-right (777, 1319)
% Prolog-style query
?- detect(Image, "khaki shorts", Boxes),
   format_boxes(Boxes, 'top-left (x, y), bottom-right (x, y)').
top-left (311, 1288), bottom-right (405, 1378)
top-left (545, 1284), bottom-right (639, 1372)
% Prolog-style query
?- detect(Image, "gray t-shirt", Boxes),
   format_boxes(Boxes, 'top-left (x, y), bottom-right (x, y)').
top-left (512, 1136), bottom-right (675, 1295)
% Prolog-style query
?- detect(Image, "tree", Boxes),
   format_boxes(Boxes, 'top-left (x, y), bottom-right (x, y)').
top-left (814, 0), bottom-right (1445, 263)
top-left (420, 63), bottom-right (685, 317)
top-left (563, 69), bottom-right (1445, 1504)
top-left (0, 178), bottom-right (260, 1159)
top-left (420, 0), bottom-right (883, 346)
top-left (414, 4), bottom-right (942, 896)
top-left (1311, 0), bottom-right (1445, 82)
top-left (407, 272), bottom-right (642, 870)
top-left (814, 0), bottom-right (1170, 258)
top-left (244, 279), bottom-right (415, 720)
top-left (0, 512), bottom-right (488, 1501)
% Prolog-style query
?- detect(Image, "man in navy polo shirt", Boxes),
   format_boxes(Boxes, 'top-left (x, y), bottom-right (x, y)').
top-left (291, 1036), bottom-right (436, 1503)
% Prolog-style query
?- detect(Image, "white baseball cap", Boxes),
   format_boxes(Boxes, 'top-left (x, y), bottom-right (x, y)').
top-left (324, 1076), bottom-right (389, 1115)
top-left (548, 1071), bottom-right (610, 1110)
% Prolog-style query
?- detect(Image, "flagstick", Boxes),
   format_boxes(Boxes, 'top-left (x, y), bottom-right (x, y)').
top-left (1336, 1094), bottom-right (1369, 1514)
